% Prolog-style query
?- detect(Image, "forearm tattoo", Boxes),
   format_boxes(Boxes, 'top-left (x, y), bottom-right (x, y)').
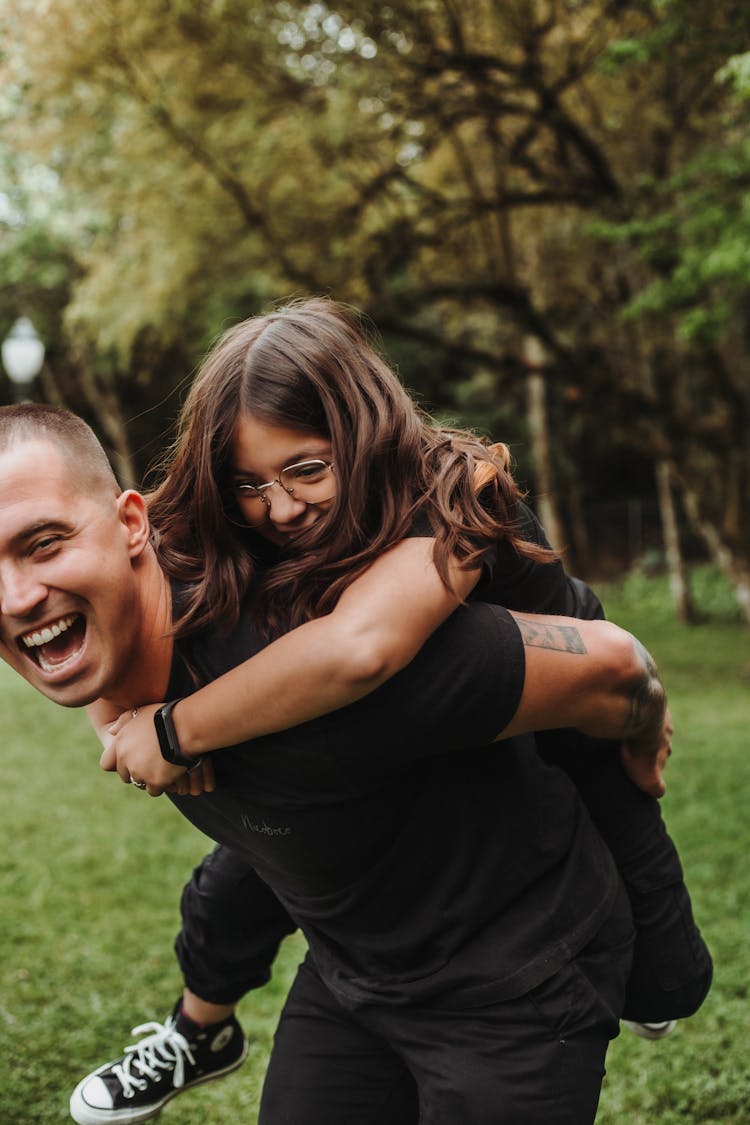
top-left (627, 638), bottom-right (667, 738)
top-left (515, 618), bottom-right (587, 654)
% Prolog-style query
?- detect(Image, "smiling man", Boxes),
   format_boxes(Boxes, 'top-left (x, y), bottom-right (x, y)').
top-left (1, 403), bottom-right (681, 1125)
top-left (0, 424), bottom-right (170, 713)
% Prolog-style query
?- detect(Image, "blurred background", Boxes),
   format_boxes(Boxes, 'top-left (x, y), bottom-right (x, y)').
top-left (1, 0), bottom-right (748, 618)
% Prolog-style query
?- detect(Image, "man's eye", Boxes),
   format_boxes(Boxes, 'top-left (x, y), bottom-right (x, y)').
top-left (31, 536), bottom-right (61, 554)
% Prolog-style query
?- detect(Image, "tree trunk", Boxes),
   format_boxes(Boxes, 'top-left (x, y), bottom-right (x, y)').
top-left (563, 483), bottom-right (592, 577)
top-left (680, 482), bottom-right (750, 626)
top-left (654, 459), bottom-right (695, 622)
top-left (524, 337), bottom-right (566, 552)
top-left (92, 385), bottom-right (137, 490)
top-left (38, 358), bottom-right (137, 488)
top-left (74, 375), bottom-right (137, 489)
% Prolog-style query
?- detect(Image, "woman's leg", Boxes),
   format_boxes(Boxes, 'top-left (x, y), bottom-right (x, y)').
top-left (176, 844), bottom-right (297, 1006)
top-left (539, 735), bottom-right (712, 1022)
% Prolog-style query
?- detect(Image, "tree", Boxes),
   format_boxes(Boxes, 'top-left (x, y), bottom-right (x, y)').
top-left (1, 0), bottom-right (749, 614)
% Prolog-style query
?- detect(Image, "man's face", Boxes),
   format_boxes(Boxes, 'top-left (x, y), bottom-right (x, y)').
top-left (0, 439), bottom-right (143, 707)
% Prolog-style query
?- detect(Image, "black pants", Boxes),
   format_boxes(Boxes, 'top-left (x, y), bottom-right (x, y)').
top-left (258, 893), bottom-right (633, 1125)
top-left (537, 737), bottom-right (713, 1021)
top-left (175, 845), bottom-right (296, 1004)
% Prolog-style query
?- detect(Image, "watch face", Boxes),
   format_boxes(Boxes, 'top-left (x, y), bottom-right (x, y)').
top-left (156, 702), bottom-right (196, 768)
top-left (155, 705), bottom-right (177, 761)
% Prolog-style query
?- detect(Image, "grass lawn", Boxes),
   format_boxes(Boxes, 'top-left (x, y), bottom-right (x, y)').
top-left (1, 570), bottom-right (748, 1123)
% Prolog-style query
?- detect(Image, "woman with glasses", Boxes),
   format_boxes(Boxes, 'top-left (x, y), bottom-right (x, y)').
top-left (79, 297), bottom-right (710, 1124)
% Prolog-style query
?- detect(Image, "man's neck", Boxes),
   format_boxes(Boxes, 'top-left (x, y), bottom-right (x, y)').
top-left (101, 550), bottom-right (176, 711)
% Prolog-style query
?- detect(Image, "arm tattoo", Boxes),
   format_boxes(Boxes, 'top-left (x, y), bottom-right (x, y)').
top-left (515, 618), bottom-right (587, 654)
top-left (626, 639), bottom-right (666, 738)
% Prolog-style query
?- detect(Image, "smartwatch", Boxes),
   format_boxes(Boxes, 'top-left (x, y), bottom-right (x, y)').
top-left (154, 700), bottom-right (204, 772)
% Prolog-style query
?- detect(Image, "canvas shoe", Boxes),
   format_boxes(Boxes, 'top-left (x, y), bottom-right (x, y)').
top-left (69, 1003), bottom-right (247, 1124)
top-left (623, 1019), bottom-right (678, 1041)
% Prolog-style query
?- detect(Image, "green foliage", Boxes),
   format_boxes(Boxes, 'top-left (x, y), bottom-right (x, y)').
top-left (600, 37), bottom-right (653, 71)
top-left (605, 564), bottom-right (746, 625)
top-left (1, 0), bottom-right (750, 569)
top-left (0, 222), bottom-right (79, 341)
top-left (717, 51), bottom-right (750, 99)
top-left (590, 28), bottom-right (750, 344)
top-left (689, 565), bottom-right (749, 622)
top-left (613, 142), bottom-right (750, 343)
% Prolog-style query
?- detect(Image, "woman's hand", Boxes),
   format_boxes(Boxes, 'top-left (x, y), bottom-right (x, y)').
top-left (99, 704), bottom-right (216, 797)
top-left (619, 709), bottom-right (673, 799)
top-left (168, 757), bottom-right (217, 797)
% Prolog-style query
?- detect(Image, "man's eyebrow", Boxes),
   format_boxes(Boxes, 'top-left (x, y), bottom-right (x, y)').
top-left (9, 519), bottom-right (72, 548)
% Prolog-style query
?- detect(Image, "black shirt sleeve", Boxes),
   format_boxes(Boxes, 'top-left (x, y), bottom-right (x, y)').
top-left (478, 502), bottom-right (604, 620)
top-left (299, 602), bottom-right (526, 760)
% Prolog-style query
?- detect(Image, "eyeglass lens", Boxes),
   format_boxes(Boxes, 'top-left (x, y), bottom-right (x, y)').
top-left (235, 460), bottom-right (335, 525)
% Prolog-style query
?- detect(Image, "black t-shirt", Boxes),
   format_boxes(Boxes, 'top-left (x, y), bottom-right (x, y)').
top-left (167, 586), bottom-right (619, 1011)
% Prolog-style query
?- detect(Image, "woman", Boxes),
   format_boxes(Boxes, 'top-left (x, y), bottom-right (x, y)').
top-left (82, 298), bottom-right (709, 1124)
top-left (103, 298), bottom-right (654, 790)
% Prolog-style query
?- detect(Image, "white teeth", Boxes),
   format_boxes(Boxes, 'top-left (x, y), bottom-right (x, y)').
top-left (22, 614), bottom-right (77, 649)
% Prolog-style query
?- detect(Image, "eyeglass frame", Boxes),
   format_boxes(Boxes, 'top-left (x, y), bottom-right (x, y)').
top-left (232, 458), bottom-right (336, 524)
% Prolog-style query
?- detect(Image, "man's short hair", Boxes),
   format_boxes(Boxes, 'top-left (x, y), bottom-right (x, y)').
top-left (0, 404), bottom-right (120, 496)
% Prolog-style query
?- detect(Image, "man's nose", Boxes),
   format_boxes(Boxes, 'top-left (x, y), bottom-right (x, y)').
top-left (265, 482), bottom-right (307, 525)
top-left (0, 564), bottom-right (48, 619)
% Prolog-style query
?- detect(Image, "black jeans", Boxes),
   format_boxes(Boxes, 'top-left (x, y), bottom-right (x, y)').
top-left (175, 846), bottom-right (296, 1004)
top-left (258, 888), bottom-right (633, 1125)
top-left (537, 736), bottom-right (713, 1021)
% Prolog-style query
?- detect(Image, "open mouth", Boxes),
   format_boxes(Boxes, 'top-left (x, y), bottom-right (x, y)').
top-left (19, 613), bottom-right (86, 674)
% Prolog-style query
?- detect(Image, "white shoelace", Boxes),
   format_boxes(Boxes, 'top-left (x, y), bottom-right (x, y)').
top-left (110, 1019), bottom-right (197, 1098)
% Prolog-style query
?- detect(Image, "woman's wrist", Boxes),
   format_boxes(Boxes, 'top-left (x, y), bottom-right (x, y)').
top-left (170, 698), bottom-right (205, 758)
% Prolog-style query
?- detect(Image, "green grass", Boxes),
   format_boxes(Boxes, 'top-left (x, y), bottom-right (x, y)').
top-left (595, 570), bottom-right (750, 1124)
top-left (1, 566), bottom-right (748, 1123)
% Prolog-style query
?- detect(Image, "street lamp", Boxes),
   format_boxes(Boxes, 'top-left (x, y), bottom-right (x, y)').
top-left (2, 317), bottom-right (45, 402)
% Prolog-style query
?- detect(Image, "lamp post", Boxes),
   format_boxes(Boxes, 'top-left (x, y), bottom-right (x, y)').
top-left (2, 317), bottom-right (45, 402)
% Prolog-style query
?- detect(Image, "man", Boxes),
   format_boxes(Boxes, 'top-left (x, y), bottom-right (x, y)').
top-left (1, 404), bottom-right (672, 1124)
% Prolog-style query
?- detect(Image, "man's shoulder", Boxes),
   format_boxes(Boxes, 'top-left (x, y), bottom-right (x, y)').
top-left (170, 587), bottom-right (268, 691)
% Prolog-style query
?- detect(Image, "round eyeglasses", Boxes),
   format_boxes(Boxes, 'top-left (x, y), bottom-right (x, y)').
top-left (233, 459), bottom-right (336, 526)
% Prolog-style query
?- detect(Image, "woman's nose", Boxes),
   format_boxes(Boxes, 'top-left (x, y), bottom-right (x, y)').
top-left (265, 481), bottom-right (307, 525)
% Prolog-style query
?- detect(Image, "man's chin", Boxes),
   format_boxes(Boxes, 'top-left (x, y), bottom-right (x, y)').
top-left (34, 682), bottom-right (98, 709)
top-left (21, 664), bottom-right (101, 709)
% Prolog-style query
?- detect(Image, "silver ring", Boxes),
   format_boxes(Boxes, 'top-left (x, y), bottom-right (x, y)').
top-left (130, 778), bottom-right (147, 790)
top-left (132, 708), bottom-right (138, 718)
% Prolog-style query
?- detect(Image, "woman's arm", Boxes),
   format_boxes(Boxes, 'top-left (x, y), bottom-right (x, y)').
top-left (181, 537), bottom-right (480, 754)
top-left (105, 537), bottom-right (481, 791)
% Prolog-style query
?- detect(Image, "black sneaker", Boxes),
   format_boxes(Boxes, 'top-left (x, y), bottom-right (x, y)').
top-left (69, 1005), bottom-right (248, 1124)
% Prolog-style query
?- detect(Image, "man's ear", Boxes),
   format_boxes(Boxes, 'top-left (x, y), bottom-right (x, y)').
top-left (116, 490), bottom-right (151, 558)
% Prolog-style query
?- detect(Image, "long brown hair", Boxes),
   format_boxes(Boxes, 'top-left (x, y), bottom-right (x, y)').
top-left (148, 298), bottom-right (554, 637)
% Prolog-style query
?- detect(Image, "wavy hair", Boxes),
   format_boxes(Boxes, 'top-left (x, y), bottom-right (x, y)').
top-left (148, 298), bottom-right (554, 637)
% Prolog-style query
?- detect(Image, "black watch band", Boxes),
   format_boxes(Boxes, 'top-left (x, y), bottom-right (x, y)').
top-left (154, 700), bottom-right (203, 771)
